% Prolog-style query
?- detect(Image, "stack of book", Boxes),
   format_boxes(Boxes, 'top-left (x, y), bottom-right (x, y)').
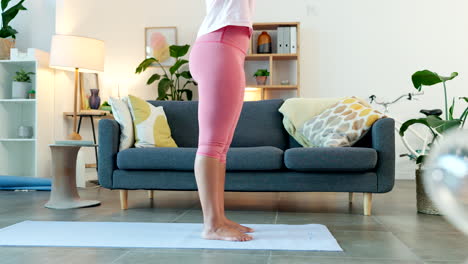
top-left (277, 26), bottom-right (297, 54)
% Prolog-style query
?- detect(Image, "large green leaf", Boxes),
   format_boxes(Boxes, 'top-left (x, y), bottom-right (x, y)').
top-left (411, 70), bottom-right (458, 91)
top-left (399, 118), bottom-right (434, 137)
top-left (449, 98), bottom-right (455, 120)
top-left (146, 74), bottom-right (161, 85)
top-left (0, 26), bottom-right (16, 38)
top-left (169, 59), bottom-right (188, 75)
top-left (2, 0), bottom-right (26, 28)
top-left (1, 0), bottom-right (10, 11)
top-left (179, 71), bottom-right (192, 79)
top-left (158, 78), bottom-right (172, 95)
top-left (169, 45), bottom-right (190, 58)
top-left (461, 97), bottom-right (468, 103)
top-left (135, 57), bottom-right (158, 74)
top-left (440, 72), bottom-right (459, 81)
top-left (179, 89), bottom-right (193, 101)
top-left (426, 115), bottom-right (461, 133)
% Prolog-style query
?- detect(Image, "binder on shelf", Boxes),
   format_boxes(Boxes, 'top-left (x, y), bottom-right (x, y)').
top-left (283, 26), bottom-right (291, 54)
top-left (290, 26), bottom-right (297, 54)
top-left (277, 27), bottom-right (284, 54)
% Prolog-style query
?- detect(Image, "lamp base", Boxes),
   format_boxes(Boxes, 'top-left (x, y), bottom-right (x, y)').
top-left (67, 132), bottom-right (82, 140)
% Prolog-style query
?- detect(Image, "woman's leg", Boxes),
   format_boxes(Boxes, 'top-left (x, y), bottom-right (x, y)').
top-left (216, 82), bottom-right (254, 233)
top-left (190, 39), bottom-right (253, 241)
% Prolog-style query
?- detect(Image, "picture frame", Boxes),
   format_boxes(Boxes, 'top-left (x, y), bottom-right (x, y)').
top-left (145, 27), bottom-right (178, 67)
top-left (79, 72), bottom-right (100, 110)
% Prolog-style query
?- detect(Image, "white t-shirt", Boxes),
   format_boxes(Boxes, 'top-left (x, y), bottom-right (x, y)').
top-left (196, 0), bottom-right (255, 39)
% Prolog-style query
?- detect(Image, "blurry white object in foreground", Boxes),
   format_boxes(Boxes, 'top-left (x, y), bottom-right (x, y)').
top-left (424, 129), bottom-right (468, 235)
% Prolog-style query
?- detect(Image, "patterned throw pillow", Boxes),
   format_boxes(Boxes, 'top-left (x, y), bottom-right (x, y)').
top-left (299, 97), bottom-right (386, 147)
top-left (109, 96), bottom-right (134, 151)
top-left (127, 95), bottom-right (178, 148)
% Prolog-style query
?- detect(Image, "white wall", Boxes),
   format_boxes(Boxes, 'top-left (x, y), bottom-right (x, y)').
top-left (11, 0), bottom-right (55, 52)
top-left (26, 0), bottom-right (468, 178)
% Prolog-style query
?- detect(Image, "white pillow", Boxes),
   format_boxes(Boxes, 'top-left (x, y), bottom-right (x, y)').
top-left (109, 96), bottom-right (134, 151)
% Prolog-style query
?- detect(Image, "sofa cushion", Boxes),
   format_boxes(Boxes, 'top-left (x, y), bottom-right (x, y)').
top-left (284, 147), bottom-right (377, 172)
top-left (117, 146), bottom-right (284, 171)
top-left (147, 99), bottom-right (289, 150)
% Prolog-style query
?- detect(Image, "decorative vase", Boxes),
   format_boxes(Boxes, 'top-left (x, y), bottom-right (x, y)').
top-left (0, 38), bottom-right (15, 60)
top-left (255, 76), bottom-right (268, 85)
top-left (18, 126), bottom-right (33, 139)
top-left (257, 31), bottom-right (272, 54)
top-left (416, 168), bottom-right (441, 215)
top-left (88, 89), bottom-right (101, 110)
top-left (12, 82), bottom-right (31, 99)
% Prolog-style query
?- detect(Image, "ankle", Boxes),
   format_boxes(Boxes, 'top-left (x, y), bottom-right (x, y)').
top-left (203, 216), bottom-right (224, 228)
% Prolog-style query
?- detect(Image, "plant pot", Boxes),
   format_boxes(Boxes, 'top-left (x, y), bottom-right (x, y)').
top-left (416, 168), bottom-right (441, 215)
top-left (255, 76), bottom-right (268, 85)
top-left (0, 38), bottom-right (15, 60)
top-left (12, 82), bottom-right (31, 99)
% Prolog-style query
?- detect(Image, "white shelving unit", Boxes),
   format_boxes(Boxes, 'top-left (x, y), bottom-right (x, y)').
top-left (0, 49), bottom-right (55, 178)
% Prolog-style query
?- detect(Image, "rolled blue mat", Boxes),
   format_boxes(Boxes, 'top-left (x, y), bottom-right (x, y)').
top-left (0, 176), bottom-right (51, 191)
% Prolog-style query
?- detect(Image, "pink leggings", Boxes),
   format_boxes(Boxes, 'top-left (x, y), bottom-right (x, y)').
top-left (189, 25), bottom-right (251, 164)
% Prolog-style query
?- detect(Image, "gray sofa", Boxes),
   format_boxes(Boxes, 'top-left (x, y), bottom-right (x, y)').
top-left (98, 99), bottom-right (395, 215)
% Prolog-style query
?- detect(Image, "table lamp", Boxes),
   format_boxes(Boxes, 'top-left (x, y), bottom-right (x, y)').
top-left (49, 35), bottom-right (105, 140)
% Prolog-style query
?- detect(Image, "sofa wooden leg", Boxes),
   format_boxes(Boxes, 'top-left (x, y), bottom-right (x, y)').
top-left (363, 193), bottom-right (372, 216)
top-left (148, 190), bottom-right (154, 199)
top-left (120, 190), bottom-right (128, 210)
top-left (349, 192), bottom-right (354, 204)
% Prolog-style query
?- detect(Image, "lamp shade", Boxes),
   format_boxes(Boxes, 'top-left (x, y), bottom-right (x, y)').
top-left (50, 35), bottom-right (105, 73)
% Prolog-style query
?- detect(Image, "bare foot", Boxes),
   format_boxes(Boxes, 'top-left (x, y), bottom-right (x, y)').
top-left (223, 217), bottom-right (254, 233)
top-left (202, 224), bottom-right (253, 241)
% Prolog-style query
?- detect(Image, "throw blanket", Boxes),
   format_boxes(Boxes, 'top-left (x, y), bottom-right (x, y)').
top-left (278, 97), bottom-right (371, 147)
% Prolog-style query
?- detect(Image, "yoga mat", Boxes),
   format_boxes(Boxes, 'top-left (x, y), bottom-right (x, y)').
top-left (0, 176), bottom-right (51, 191)
top-left (0, 221), bottom-right (342, 251)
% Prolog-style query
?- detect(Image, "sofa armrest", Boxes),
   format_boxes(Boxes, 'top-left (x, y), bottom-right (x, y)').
top-left (98, 119), bottom-right (120, 189)
top-left (371, 117), bottom-right (395, 193)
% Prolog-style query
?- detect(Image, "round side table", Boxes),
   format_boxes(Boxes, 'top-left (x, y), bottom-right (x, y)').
top-left (45, 144), bottom-right (101, 209)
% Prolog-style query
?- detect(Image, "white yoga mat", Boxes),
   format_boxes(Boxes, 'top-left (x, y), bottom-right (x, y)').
top-left (0, 221), bottom-right (342, 251)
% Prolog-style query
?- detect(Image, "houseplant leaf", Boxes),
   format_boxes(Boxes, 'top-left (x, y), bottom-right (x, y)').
top-left (179, 71), bottom-right (192, 79)
top-left (426, 115), bottom-right (461, 133)
top-left (2, 0), bottom-right (26, 29)
top-left (439, 72), bottom-right (458, 82)
top-left (399, 118), bottom-right (435, 137)
top-left (146, 74), bottom-right (161, 85)
top-left (169, 59), bottom-right (188, 75)
top-left (411, 70), bottom-right (458, 91)
top-left (169, 45), bottom-right (190, 58)
top-left (158, 78), bottom-right (172, 98)
top-left (1, 0), bottom-right (9, 11)
top-left (179, 89), bottom-right (193, 101)
top-left (449, 98), bottom-right (455, 120)
top-left (135, 58), bottom-right (158, 74)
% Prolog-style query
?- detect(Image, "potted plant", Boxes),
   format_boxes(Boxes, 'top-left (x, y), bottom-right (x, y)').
top-left (400, 70), bottom-right (468, 215)
top-left (100, 101), bottom-right (112, 114)
top-left (12, 69), bottom-right (34, 99)
top-left (254, 69), bottom-right (270, 85)
top-left (27, 89), bottom-right (35, 99)
top-left (135, 44), bottom-right (197, 101)
top-left (0, 0), bottom-right (27, 59)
